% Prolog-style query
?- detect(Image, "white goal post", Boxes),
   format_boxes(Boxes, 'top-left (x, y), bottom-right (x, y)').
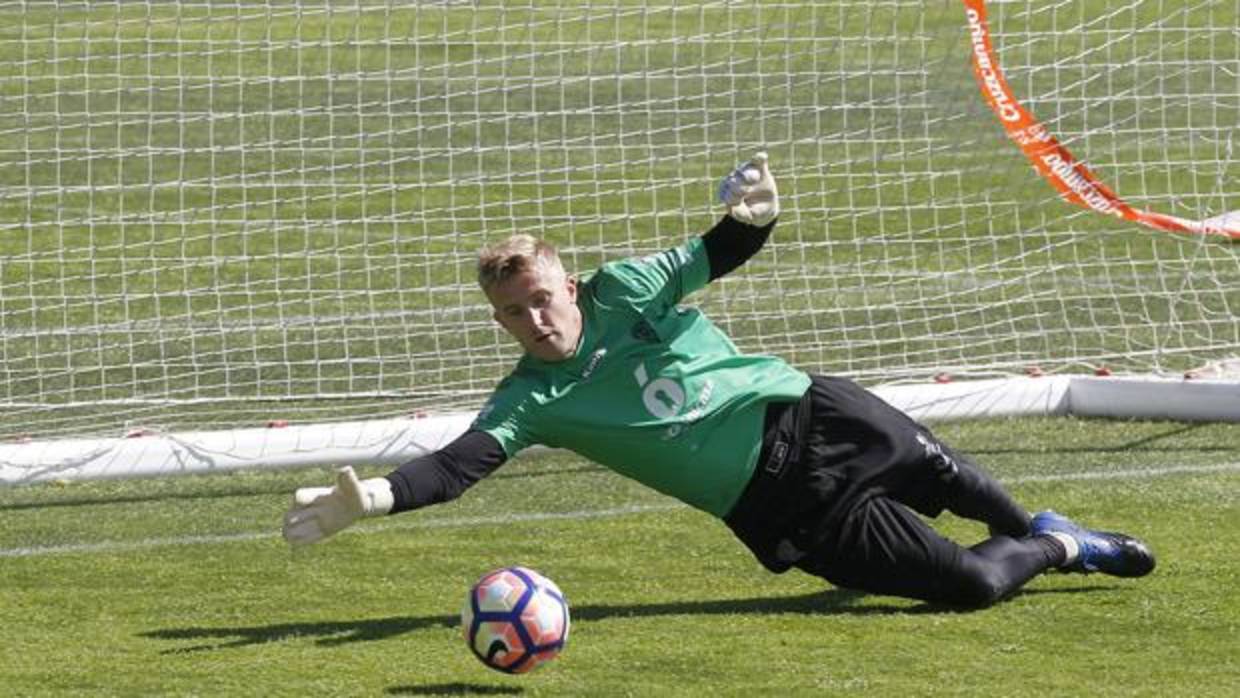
top-left (2, 1), bottom-right (1237, 484)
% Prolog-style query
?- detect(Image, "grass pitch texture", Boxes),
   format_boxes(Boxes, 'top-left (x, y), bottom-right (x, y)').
top-left (2, 4), bottom-right (1237, 689)
top-left (2, 418), bottom-right (1238, 696)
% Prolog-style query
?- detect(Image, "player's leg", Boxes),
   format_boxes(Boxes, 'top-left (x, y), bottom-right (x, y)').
top-left (790, 376), bottom-right (1153, 604)
top-left (899, 430), bottom-right (1032, 538)
top-left (796, 495), bottom-right (1066, 608)
top-left (880, 425), bottom-right (1154, 577)
top-left (802, 375), bottom-right (1031, 537)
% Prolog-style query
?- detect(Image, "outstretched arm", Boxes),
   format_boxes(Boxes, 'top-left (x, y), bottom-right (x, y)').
top-left (704, 152), bottom-right (780, 280)
top-left (702, 213), bottom-right (776, 281)
top-left (384, 429), bottom-right (507, 513)
top-left (281, 429), bottom-right (507, 546)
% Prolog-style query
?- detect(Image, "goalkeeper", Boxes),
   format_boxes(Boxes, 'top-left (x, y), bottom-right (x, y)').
top-left (283, 153), bottom-right (1154, 608)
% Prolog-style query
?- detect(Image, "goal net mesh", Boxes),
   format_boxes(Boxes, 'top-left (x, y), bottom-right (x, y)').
top-left (3, 0), bottom-right (1237, 441)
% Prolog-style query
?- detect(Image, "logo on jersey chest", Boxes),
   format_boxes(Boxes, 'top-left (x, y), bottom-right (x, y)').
top-left (580, 348), bottom-right (608, 379)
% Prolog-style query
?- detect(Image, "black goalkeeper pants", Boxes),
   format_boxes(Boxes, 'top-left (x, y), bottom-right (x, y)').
top-left (725, 375), bottom-right (1064, 609)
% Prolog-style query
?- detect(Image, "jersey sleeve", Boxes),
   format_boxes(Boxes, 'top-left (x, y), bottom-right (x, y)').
top-left (701, 215), bottom-right (774, 281)
top-left (592, 236), bottom-right (712, 314)
top-left (384, 429), bottom-right (508, 513)
top-left (470, 374), bottom-right (539, 458)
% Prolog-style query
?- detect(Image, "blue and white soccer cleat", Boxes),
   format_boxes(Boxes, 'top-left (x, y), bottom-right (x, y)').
top-left (1031, 511), bottom-right (1156, 578)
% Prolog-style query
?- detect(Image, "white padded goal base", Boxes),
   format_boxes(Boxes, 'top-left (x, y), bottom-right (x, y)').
top-left (3, 375), bottom-right (1237, 485)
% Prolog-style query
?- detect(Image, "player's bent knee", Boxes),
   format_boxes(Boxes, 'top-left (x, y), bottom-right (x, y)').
top-left (948, 568), bottom-right (1010, 609)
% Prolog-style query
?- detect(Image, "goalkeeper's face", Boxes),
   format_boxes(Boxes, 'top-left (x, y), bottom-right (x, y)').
top-left (486, 262), bottom-right (583, 362)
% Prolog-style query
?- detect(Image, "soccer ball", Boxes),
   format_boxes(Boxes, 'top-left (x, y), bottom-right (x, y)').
top-left (461, 566), bottom-right (570, 674)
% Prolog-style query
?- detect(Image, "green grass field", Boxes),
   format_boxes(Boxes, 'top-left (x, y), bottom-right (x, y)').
top-left (1, 2), bottom-right (1238, 695)
top-left (3, 417), bottom-right (1238, 696)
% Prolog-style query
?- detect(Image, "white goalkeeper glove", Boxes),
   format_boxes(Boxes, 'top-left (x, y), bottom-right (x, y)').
top-left (282, 466), bottom-right (394, 547)
top-left (718, 151), bottom-right (779, 227)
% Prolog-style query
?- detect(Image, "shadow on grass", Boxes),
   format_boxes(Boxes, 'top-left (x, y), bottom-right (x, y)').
top-left (966, 422), bottom-right (1222, 456)
top-left (141, 584), bottom-right (1114, 655)
top-left (0, 482), bottom-right (299, 512)
top-left (0, 465), bottom-right (603, 512)
top-left (386, 683), bottom-right (523, 696)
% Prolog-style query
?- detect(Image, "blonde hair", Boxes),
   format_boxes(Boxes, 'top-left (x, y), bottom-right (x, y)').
top-left (477, 234), bottom-right (564, 291)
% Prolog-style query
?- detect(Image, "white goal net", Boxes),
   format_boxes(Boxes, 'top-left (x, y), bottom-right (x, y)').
top-left (2, 1), bottom-right (1237, 480)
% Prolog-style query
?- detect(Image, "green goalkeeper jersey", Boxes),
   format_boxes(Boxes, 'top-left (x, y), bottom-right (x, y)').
top-left (472, 236), bottom-right (811, 518)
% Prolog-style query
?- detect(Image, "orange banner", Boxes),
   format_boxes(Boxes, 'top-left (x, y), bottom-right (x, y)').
top-left (963, 0), bottom-right (1239, 240)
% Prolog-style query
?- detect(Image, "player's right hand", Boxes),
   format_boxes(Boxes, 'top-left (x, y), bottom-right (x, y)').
top-left (282, 466), bottom-right (394, 546)
top-left (718, 151), bottom-right (779, 227)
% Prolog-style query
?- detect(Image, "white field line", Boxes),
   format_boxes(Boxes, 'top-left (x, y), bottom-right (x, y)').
top-left (3, 463), bottom-right (1239, 559)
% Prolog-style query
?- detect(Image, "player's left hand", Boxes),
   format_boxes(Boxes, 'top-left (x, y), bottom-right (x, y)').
top-left (718, 151), bottom-right (779, 227)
